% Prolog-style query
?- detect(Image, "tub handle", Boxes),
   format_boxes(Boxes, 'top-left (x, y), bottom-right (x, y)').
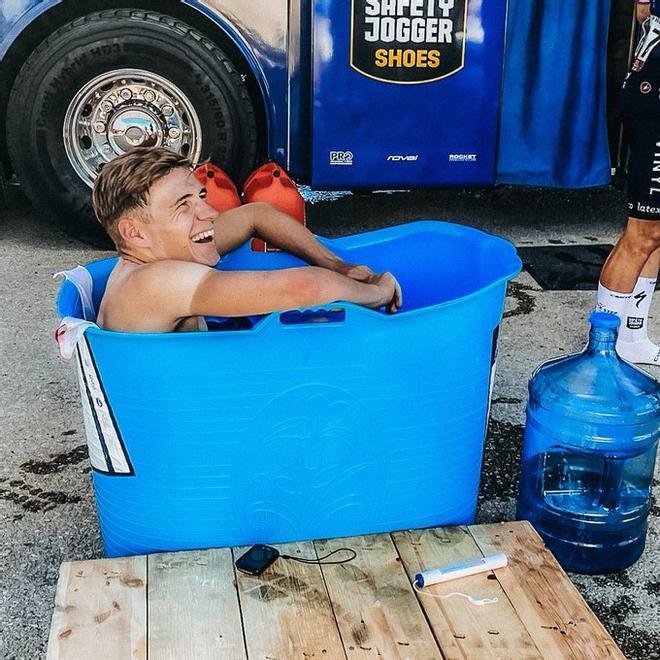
top-left (279, 307), bottom-right (346, 325)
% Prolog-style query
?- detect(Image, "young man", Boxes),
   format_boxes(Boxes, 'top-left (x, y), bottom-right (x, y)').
top-left (91, 147), bottom-right (401, 332)
top-left (596, 0), bottom-right (660, 365)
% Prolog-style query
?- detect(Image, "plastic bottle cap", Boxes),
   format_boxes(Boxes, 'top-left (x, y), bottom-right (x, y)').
top-left (588, 310), bottom-right (620, 329)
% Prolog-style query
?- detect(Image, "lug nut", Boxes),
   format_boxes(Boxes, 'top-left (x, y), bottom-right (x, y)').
top-left (94, 121), bottom-right (106, 133)
top-left (144, 90), bottom-right (156, 102)
top-left (168, 127), bottom-right (180, 139)
top-left (101, 101), bottom-right (113, 112)
top-left (120, 88), bottom-right (132, 100)
top-left (162, 105), bottom-right (174, 117)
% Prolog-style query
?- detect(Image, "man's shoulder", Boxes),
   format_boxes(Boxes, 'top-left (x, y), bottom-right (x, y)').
top-left (134, 258), bottom-right (213, 276)
top-left (113, 259), bottom-right (216, 310)
top-left (99, 259), bottom-right (216, 331)
top-left (128, 259), bottom-right (215, 289)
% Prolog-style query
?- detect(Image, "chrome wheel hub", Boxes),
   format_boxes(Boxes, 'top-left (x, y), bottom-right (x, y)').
top-left (64, 69), bottom-right (202, 187)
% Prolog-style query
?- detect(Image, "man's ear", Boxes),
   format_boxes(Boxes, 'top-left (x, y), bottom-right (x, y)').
top-left (117, 216), bottom-right (149, 246)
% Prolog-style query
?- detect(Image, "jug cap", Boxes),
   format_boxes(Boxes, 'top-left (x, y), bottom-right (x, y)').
top-left (589, 311), bottom-right (620, 330)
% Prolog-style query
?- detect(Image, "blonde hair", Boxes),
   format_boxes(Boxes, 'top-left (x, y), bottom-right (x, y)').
top-left (92, 147), bottom-right (192, 247)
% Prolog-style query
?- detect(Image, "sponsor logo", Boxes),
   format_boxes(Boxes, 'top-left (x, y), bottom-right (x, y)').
top-left (448, 153), bottom-right (477, 162)
top-left (640, 81), bottom-right (652, 94)
top-left (350, 0), bottom-right (468, 84)
top-left (330, 151), bottom-right (354, 165)
top-left (387, 154), bottom-right (419, 161)
top-left (627, 316), bottom-right (644, 330)
top-left (633, 291), bottom-right (647, 308)
top-left (649, 142), bottom-right (660, 196)
top-left (635, 202), bottom-right (660, 213)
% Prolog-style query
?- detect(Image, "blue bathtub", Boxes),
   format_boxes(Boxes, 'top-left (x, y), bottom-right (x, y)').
top-left (57, 220), bottom-right (521, 557)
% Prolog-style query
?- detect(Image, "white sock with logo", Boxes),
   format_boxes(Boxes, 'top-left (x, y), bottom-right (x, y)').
top-left (616, 277), bottom-right (660, 366)
top-left (596, 282), bottom-right (632, 318)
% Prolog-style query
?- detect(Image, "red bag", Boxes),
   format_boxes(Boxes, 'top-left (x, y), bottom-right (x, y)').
top-left (193, 162), bottom-right (241, 213)
top-left (242, 162), bottom-right (306, 252)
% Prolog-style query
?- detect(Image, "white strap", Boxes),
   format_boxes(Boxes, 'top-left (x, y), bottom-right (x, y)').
top-left (53, 266), bottom-right (96, 322)
top-left (412, 581), bottom-right (499, 606)
top-left (55, 317), bottom-right (97, 360)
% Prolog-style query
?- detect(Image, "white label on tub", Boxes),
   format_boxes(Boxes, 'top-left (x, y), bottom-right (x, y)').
top-left (75, 338), bottom-right (133, 475)
top-left (485, 325), bottom-right (500, 429)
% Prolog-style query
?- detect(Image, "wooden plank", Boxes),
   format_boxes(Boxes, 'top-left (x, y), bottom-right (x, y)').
top-left (316, 534), bottom-right (442, 659)
top-left (234, 541), bottom-right (346, 660)
top-left (469, 521), bottom-right (626, 660)
top-left (147, 548), bottom-right (247, 660)
top-left (393, 527), bottom-right (542, 659)
top-left (46, 556), bottom-right (146, 660)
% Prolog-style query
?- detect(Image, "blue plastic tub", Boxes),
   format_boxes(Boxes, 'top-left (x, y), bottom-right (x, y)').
top-left (57, 221), bottom-right (521, 557)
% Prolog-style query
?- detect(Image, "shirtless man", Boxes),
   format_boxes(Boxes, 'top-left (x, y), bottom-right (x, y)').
top-left (92, 147), bottom-right (401, 332)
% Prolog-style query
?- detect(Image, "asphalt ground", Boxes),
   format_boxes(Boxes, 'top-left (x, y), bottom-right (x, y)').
top-left (1, 182), bottom-right (659, 659)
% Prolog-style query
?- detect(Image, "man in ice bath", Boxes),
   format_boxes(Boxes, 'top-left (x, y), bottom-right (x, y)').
top-left (92, 147), bottom-right (401, 332)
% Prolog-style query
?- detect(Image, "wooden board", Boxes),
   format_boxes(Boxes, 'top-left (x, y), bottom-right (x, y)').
top-left (393, 527), bottom-right (542, 659)
top-left (46, 522), bottom-right (625, 660)
top-left (316, 534), bottom-right (441, 659)
top-left (469, 521), bottom-right (626, 660)
top-left (147, 548), bottom-right (246, 660)
top-left (46, 556), bottom-right (147, 660)
top-left (233, 541), bottom-right (346, 659)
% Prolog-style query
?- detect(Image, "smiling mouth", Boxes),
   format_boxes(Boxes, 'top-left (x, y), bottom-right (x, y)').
top-left (191, 228), bottom-right (215, 244)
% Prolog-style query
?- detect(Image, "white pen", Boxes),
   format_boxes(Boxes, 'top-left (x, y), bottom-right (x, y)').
top-left (414, 552), bottom-right (508, 587)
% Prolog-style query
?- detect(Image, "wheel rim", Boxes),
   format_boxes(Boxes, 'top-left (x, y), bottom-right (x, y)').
top-left (63, 68), bottom-right (203, 187)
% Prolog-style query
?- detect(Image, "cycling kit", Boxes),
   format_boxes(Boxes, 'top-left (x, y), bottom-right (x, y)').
top-left (621, 4), bottom-right (660, 220)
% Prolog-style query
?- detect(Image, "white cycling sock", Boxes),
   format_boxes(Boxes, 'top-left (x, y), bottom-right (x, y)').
top-left (619, 277), bottom-right (657, 343)
top-left (596, 283), bottom-right (632, 319)
top-left (616, 277), bottom-right (659, 366)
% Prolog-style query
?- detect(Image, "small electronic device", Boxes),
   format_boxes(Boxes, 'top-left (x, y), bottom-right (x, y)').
top-left (235, 544), bottom-right (280, 575)
top-left (414, 552), bottom-right (508, 587)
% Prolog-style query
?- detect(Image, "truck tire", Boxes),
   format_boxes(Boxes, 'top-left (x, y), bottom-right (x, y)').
top-left (6, 9), bottom-right (258, 245)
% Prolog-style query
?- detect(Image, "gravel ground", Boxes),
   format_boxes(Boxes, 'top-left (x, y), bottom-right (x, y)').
top-left (0, 182), bottom-right (658, 659)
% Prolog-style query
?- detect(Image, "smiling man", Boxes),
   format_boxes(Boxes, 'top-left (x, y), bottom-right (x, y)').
top-left (92, 147), bottom-right (401, 332)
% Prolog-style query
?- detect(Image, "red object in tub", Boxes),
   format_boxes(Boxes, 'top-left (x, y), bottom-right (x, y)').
top-left (193, 162), bottom-right (241, 212)
top-left (242, 162), bottom-right (306, 252)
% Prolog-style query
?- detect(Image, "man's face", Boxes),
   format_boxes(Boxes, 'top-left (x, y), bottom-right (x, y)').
top-left (141, 167), bottom-right (220, 267)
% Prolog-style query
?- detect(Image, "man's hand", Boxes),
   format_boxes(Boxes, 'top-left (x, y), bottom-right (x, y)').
top-left (333, 262), bottom-right (375, 281)
top-left (337, 264), bottom-right (402, 312)
top-left (368, 272), bottom-right (403, 314)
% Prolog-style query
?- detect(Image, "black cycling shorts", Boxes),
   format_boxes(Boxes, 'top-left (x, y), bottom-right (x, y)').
top-left (621, 47), bottom-right (660, 220)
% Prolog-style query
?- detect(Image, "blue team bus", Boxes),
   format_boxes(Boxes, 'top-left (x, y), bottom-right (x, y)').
top-left (0, 1), bottom-right (630, 238)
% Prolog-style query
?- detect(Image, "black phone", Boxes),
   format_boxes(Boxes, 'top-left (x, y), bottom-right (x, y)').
top-left (235, 544), bottom-right (280, 575)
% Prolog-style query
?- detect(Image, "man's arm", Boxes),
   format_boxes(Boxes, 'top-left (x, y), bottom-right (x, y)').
top-left (139, 260), bottom-right (401, 322)
top-left (211, 205), bottom-right (257, 255)
top-left (637, 0), bottom-right (651, 23)
top-left (213, 202), bottom-right (370, 279)
top-left (249, 203), bottom-right (348, 271)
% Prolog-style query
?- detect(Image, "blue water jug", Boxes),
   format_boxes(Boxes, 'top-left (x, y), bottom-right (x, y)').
top-left (517, 312), bottom-right (660, 574)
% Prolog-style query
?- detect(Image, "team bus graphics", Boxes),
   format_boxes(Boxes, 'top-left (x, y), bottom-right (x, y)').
top-left (0, 0), bottom-right (627, 239)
